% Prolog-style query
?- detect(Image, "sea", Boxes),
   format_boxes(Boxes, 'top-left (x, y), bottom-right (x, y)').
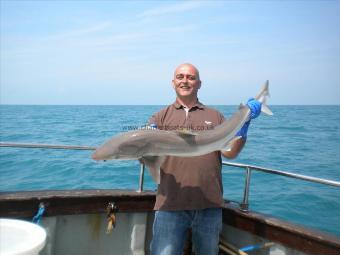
top-left (0, 105), bottom-right (339, 237)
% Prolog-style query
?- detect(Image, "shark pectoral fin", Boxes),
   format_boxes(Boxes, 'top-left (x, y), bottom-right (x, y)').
top-left (223, 136), bottom-right (242, 151)
top-left (141, 156), bottom-right (166, 184)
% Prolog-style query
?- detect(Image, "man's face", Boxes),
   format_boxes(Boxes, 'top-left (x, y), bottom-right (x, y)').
top-left (172, 65), bottom-right (201, 99)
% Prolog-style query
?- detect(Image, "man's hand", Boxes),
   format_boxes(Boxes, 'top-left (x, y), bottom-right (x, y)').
top-left (247, 98), bottom-right (262, 119)
top-left (236, 98), bottom-right (262, 139)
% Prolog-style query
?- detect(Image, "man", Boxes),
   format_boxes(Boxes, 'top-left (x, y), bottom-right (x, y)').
top-left (148, 63), bottom-right (261, 255)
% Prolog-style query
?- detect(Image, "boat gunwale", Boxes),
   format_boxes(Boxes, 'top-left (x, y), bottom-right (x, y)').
top-left (222, 202), bottom-right (340, 255)
top-left (0, 189), bottom-right (339, 255)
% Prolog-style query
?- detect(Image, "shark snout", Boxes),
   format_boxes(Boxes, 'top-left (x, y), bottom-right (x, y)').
top-left (91, 147), bottom-right (118, 161)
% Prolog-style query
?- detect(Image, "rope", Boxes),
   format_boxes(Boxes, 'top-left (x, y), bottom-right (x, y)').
top-left (32, 204), bottom-right (45, 224)
top-left (240, 242), bottom-right (274, 252)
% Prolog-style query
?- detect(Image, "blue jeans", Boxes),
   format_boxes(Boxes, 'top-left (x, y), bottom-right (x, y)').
top-left (150, 208), bottom-right (222, 255)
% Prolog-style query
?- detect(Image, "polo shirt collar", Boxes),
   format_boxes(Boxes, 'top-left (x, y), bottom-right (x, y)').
top-left (173, 99), bottom-right (205, 110)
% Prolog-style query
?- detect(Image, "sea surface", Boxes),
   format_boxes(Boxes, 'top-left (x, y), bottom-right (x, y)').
top-left (0, 105), bottom-right (339, 236)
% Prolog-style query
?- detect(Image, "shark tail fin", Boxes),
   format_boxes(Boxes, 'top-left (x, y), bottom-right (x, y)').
top-left (256, 80), bottom-right (273, 116)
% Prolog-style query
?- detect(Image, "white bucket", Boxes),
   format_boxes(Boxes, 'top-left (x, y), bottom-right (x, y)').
top-left (0, 219), bottom-right (46, 255)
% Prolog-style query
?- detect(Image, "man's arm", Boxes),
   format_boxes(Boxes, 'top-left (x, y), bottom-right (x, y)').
top-left (221, 137), bottom-right (246, 159)
top-left (221, 98), bottom-right (262, 159)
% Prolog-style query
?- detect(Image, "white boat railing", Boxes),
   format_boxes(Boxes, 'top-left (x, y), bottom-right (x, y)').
top-left (221, 161), bottom-right (340, 211)
top-left (1, 142), bottom-right (339, 212)
top-left (0, 142), bottom-right (96, 151)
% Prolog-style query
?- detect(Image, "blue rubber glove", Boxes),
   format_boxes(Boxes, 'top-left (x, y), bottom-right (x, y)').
top-left (247, 98), bottom-right (262, 120)
top-left (236, 120), bottom-right (250, 139)
top-left (236, 98), bottom-right (262, 139)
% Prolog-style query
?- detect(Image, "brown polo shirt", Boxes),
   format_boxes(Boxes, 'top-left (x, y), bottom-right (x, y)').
top-left (148, 100), bottom-right (225, 211)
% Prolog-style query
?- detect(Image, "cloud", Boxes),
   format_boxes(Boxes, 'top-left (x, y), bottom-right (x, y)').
top-left (93, 31), bottom-right (150, 47)
top-left (46, 21), bottom-right (112, 40)
top-left (138, 1), bottom-right (205, 18)
top-left (90, 24), bottom-right (198, 48)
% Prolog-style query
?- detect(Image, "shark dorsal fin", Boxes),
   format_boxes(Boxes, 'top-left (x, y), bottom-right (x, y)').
top-left (176, 128), bottom-right (198, 136)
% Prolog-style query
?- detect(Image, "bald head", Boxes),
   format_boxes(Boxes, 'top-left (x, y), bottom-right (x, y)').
top-left (172, 63), bottom-right (201, 107)
top-left (174, 63), bottom-right (200, 81)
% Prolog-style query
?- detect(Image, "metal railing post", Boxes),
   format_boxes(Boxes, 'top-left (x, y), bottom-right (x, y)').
top-left (240, 167), bottom-right (252, 212)
top-left (137, 163), bottom-right (145, 192)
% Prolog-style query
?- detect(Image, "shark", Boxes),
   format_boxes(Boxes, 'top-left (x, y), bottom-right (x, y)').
top-left (92, 81), bottom-right (273, 183)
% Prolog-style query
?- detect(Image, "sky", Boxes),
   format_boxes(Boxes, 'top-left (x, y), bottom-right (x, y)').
top-left (1, 0), bottom-right (340, 105)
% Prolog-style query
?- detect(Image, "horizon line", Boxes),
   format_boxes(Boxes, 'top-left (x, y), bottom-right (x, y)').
top-left (1, 104), bottom-right (340, 106)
